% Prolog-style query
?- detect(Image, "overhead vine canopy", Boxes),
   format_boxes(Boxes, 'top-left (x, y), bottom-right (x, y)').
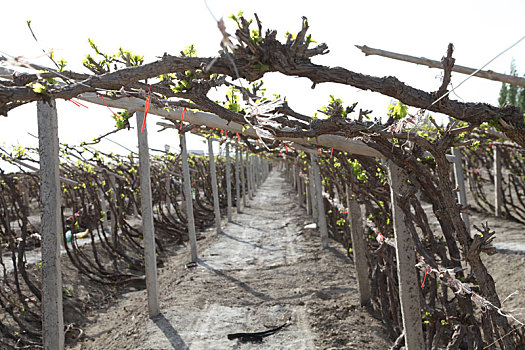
top-left (0, 13), bottom-right (524, 150)
top-left (1, 13), bottom-right (525, 349)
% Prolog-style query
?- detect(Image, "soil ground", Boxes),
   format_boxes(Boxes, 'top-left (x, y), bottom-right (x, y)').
top-left (68, 170), bottom-right (392, 350)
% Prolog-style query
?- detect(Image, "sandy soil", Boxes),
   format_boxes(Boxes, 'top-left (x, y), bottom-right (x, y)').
top-left (68, 170), bottom-right (392, 350)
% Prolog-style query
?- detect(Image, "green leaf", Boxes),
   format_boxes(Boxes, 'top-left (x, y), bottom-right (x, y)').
top-left (32, 83), bottom-right (46, 94)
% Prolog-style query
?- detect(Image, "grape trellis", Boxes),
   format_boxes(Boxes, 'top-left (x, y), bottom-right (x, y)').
top-left (1, 13), bottom-right (525, 350)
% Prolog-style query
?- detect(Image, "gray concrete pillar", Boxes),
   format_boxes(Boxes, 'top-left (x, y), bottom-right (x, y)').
top-left (135, 112), bottom-right (159, 317)
top-left (240, 151), bottom-right (247, 207)
top-left (451, 147), bottom-right (470, 233)
top-left (386, 160), bottom-right (425, 350)
top-left (311, 154), bottom-right (328, 248)
top-left (208, 138), bottom-right (221, 234)
top-left (235, 147), bottom-right (241, 214)
top-left (108, 173), bottom-right (119, 246)
top-left (165, 144), bottom-right (171, 210)
top-left (247, 156), bottom-right (253, 200)
top-left (38, 100), bottom-right (64, 350)
top-left (494, 145), bottom-right (503, 217)
top-left (308, 162), bottom-right (318, 221)
top-left (345, 183), bottom-right (370, 306)
top-left (181, 133), bottom-right (198, 261)
top-left (98, 178), bottom-right (110, 234)
top-left (225, 143), bottom-right (233, 222)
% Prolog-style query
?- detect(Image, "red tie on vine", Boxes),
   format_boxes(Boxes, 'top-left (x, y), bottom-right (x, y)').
top-left (330, 147), bottom-right (334, 158)
top-left (69, 99), bottom-right (88, 108)
top-left (98, 94), bottom-right (119, 118)
top-left (180, 108), bottom-right (187, 130)
top-left (141, 85), bottom-right (151, 133)
top-left (421, 268), bottom-right (431, 288)
top-left (236, 132), bottom-right (240, 143)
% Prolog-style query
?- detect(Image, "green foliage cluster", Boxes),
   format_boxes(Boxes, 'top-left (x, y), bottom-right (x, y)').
top-left (113, 110), bottom-right (132, 130)
top-left (387, 100), bottom-right (408, 120)
top-left (83, 39), bottom-right (144, 74)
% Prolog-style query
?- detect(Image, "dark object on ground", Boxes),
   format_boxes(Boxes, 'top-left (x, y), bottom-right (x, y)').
top-left (227, 317), bottom-right (292, 342)
top-left (185, 262), bottom-right (197, 268)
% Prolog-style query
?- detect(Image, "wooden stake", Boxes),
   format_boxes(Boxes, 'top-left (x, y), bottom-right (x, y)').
top-left (356, 45), bottom-right (525, 87)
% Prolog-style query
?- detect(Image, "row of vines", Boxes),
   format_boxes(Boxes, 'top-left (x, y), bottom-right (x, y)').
top-left (288, 129), bottom-right (525, 349)
top-left (0, 143), bottom-right (246, 349)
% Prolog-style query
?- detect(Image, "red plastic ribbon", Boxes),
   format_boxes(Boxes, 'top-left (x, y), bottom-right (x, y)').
top-left (284, 142), bottom-right (288, 153)
top-left (69, 99), bottom-right (88, 108)
top-left (180, 108), bottom-right (186, 130)
top-left (98, 94), bottom-right (119, 117)
top-left (141, 85), bottom-right (151, 133)
top-left (236, 132), bottom-right (240, 143)
top-left (421, 268), bottom-right (431, 288)
top-left (330, 147), bottom-right (334, 158)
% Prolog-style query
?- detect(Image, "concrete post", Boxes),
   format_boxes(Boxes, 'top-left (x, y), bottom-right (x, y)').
top-left (292, 163), bottom-right (297, 189)
top-left (208, 138), bottom-right (222, 234)
top-left (308, 162), bottom-right (318, 221)
top-left (225, 143), bottom-right (233, 222)
top-left (305, 176), bottom-right (312, 215)
top-left (38, 100), bottom-right (64, 350)
top-left (386, 160), bottom-right (425, 350)
top-left (252, 157), bottom-right (256, 190)
top-left (108, 174), bottom-right (119, 247)
top-left (345, 183), bottom-right (370, 306)
top-left (240, 151), bottom-right (247, 207)
top-left (129, 157), bottom-right (139, 217)
top-left (135, 112), bottom-right (159, 317)
top-left (252, 156), bottom-right (259, 189)
top-left (165, 144), bottom-right (171, 210)
top-left (451, 148), bottom-right (470, 234)
top-left (494, 145), bottom-right (503, 217)
top-left (180, 133), bottom-right (198, 261)
top-left (98, 178), bottom-right (110, 234)
top-left (311, 154), bottom-right (328, 248)
top-left (235, 147), bottom-right (241, 214)
top-left (247, 156), bottom-right (253, 200)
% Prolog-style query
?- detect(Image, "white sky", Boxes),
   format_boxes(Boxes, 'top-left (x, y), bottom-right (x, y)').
top-left (1, 0), bottom-right (524, 170)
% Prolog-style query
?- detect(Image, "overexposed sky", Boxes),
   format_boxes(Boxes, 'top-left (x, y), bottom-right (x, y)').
top-left (1, 0), bottom-right (524, 168)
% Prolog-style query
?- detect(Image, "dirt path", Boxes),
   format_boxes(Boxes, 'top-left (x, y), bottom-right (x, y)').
top-left (70, 170), bottom-right (391, 350)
